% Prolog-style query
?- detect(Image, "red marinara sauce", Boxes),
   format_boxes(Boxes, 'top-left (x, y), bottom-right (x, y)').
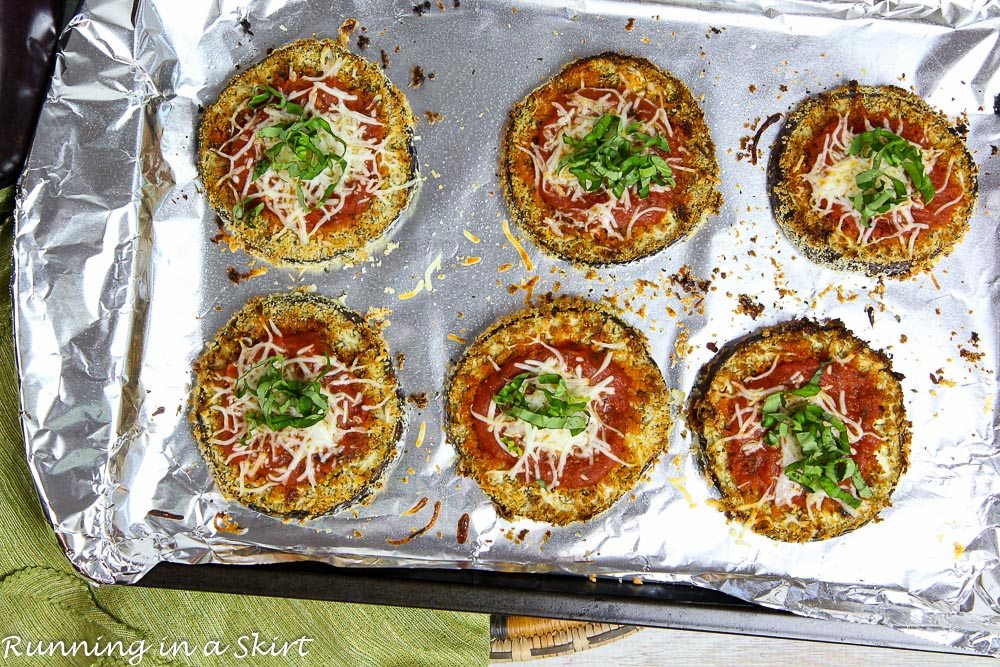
top-left (217, 74), bottom-right (386, 236)
top-left (216, 330), bottom-right (372, 498)
top-left (467, 342), bottom-right (635, 489)
top-left (721, 349), bottom-right (885, 507)
top-left (802, 109), bottom-right (964, 241)
top-left (533, 85), bottom-right (692, 245)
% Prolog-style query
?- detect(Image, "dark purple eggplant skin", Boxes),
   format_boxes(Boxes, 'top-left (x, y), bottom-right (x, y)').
top-left (0, 0), bottom-right (63, 188)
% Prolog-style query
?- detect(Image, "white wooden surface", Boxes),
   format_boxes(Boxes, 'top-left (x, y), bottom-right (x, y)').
top-left (505, 627), bottom-right (992, 666)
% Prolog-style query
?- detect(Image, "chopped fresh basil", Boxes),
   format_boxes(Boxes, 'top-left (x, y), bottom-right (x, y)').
top-left (243, 85), bottom-right (348, 213)
top-left (558, 113), bottom-right (675, 200)
top-left (760, 362), bottom-right (868, 508)
top-left (493, 372), bottom-right (592, 437)
top-left (247, 84), bottom-right (304, 116)
top-left (234, 355), bottom-right (333, 443)
top-left (232, 195), bottom-right (264, 222)
top-left (847, 128), bottom-right (935, 227)
top-left (500, 436), bottom-right (523, 457)
top-left (256, 115), bottom-right (348, 187)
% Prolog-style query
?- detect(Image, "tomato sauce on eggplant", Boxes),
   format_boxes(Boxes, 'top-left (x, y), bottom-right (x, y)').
top-left (467, 342), bottom-right (636, 489)
top-left (215, 330), bottom-right (372, 498)
top-left (531, 83), bottom-right (693, 246)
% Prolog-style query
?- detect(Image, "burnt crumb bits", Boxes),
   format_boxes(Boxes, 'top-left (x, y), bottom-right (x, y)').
top-left (748, 84), bottom-right (757, 93)
top-left (380, 49), bottom-right (390, 69)
top-left (239, 18), bottom-right (253, 36)
top-left (625, 18), bottom-right (636, 31)
top-left (991, 145), bottom-right (998, 156)
top-left (994, 92), bottom-right (1000, 116)
top-left (706, 341), bottom-right (719, 353)
top-left (960, 347), bottom-right (985, 363)
top-left (669, 265), bottom-right (711, 296)
top-left (409, 65), bottom-right (426, 88)
top-left (779, 84), bottom-right (788, 92)
top-left (210, 215), bottom-right (227, 244)
top-left (338, 18), bottom-right (359, 43)
top-left (958, 332), bottom-right (984, 363)
top-left (735, 294), bottom-right (765, 320)
top-left (424, 110), bottom-right (445, 124)
top-left (413, 1), bottom-right (431, 15)
top-left (456, 513), bottom-right (470, 544)
top-left (226, 266), bottom-right (264, 284)
top-left (152, 406), bottom-right (165, 417)
top-left (357, 35), bottom-right (370, 50)
top-left (749, 112), bottom-right (782, 165)
top-left (407, 392), bottom-right (429, 409)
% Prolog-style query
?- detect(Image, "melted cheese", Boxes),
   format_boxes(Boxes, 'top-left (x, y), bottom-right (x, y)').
top-left (215, 46), bottom-right (418, 245)
top-left (470, 341), bottom-right (628, 489)
top-left (801, 113), bottom-right (961, 255)
top-left (522, 83), bottom-right (683, 240)
top-left (208, 319), bottom-right (385, 492)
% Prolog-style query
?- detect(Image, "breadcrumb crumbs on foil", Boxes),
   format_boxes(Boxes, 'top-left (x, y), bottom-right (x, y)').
top-left (13, 0), bottom-right (1000, 656)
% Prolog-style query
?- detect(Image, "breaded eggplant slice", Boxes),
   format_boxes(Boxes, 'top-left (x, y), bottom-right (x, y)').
top-left (768, 82), bottom-right (977, 278)
top-left (190, 292), bottom-right (404, 518)
top-left (688, 319), bottom-right (910, 542)
top-left (446, 297), bottom-right (671, 525)
top-left (501, 52), bottom-right (721, 265)
top-left (199, 38), bottom-right (417, 267)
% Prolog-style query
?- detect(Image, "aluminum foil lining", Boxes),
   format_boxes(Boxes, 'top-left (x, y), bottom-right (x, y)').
top-left (13, 0), bottom-right (1000, 654)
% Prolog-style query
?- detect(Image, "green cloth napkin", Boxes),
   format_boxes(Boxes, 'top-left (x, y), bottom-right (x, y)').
top-left (0, 185), bottom-right (488, 666)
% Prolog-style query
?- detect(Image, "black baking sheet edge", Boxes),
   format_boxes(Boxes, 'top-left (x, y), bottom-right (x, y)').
top-left (136, 562), bottom-right (972, 655)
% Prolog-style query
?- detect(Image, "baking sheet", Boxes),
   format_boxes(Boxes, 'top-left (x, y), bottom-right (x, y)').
top-left (14, 0), bottom-right (1000, 654)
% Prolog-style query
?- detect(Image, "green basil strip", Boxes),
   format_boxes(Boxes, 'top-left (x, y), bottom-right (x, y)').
top-left (236, 355), bottom-right (334, 443)
top-left (249, 112), bottom-right (350, 211)
top-left (817, 477), bottom-right (861, 509)
top-left (493, 372), bottom-right (592, 437)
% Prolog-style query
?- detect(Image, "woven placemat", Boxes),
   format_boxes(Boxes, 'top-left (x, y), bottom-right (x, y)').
top-left (489, 615), bottom-right (641, 662)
